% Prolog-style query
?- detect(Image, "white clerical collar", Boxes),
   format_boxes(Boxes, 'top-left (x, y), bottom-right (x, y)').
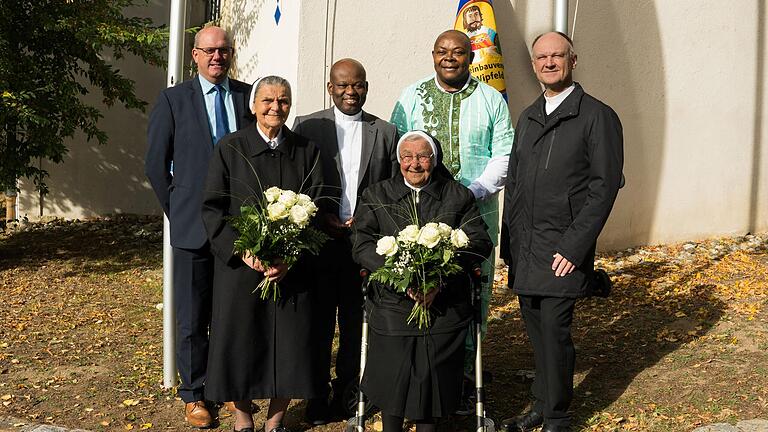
top-left (404, 177), bottom-right (427, 191)
top-left (544, 83), bottom-right (576, 111)
top-left (433, 74), bottom-right (472, 94)
top-left (256, 124), bottom-right (284, 149)
top-left (333, 106), bottom-right (363, 122)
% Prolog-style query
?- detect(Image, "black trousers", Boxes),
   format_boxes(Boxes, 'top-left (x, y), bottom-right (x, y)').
top-left (314, 237), bottom-right (363, 399)
top-left (173, 246), bottom-right (214, 403)
top-left (518, 295), bottom-right (576, 427)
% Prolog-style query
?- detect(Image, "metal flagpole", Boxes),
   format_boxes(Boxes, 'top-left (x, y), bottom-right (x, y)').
top-left (162, 0), bottom-right (186, 389)
top-left (554, 0), bottom-right (569, 33)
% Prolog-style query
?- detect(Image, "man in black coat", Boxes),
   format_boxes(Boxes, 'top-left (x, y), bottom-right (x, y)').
top-left (144, 26), bottom-right (253, 428)
top-left (292, 58), bottom-right (399, 424)
top-left (500, 32), bottom-right (624, 432)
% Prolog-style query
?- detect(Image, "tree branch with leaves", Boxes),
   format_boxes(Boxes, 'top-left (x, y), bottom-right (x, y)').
top-left (0, 0), bottom-right (167, 194)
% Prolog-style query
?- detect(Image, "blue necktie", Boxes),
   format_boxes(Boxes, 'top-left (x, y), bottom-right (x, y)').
top-left (213, 84), bottom-right (230, 145)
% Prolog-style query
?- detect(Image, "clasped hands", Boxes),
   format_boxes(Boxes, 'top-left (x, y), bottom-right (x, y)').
top-left (323, 213), bottom-right (354, 238)
top-left (406, 285), bottom-right (441, 308)
top-left (242, 251), bottom-right (289, 282)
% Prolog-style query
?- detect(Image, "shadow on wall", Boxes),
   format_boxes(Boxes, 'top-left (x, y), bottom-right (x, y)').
top-left (19, 56), bottom-right (167, 218)
top-left (494, 1), bottom-right (666, 251)
top-left (493, 1), bottom-right (545, 121)
top-left (17, 0), bottom-right (208, 219)
top-left (224, 0), bottom-right (264, 81)
top-left (572, 0), bottom-right (665, 250)
top-left (750, 0), bottom-right (765, 233)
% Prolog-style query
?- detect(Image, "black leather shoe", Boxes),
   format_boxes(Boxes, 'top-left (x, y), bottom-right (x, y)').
top-left (589, 268), bottom-right (612, 298)
top-left (234, 428), bottom-right (254, 432)
top-left (541, 424), bottom-right (571, 432)
top-left (305, 398), bottom-right (330, 426)
top-left (502, 411), bottom-right (543, 432)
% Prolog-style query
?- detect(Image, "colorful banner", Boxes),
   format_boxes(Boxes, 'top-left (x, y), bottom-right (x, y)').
top-left (454, 0), bottom-right (507, 100)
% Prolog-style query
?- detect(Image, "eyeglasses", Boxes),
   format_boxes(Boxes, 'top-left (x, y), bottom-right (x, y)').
top-left (195, 46), bottom-right (233, 56)
top-left (400, 153), bottom-right (433, 163)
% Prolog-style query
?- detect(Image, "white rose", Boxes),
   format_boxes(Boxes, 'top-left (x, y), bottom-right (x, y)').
top-left (375, 236), bottom-right (399, 257)
top-left (289, 203), bottom-right (310, 227)
top-left (296, 193), bottom-right (313, 207)
top-left (301, 199), bottom-right (318, 216)
top-left (264, 186), bottom-right (282, 203)
top-left (417, 224), bottom-right (442, 249)
top-left (278, 190), bottom-right (298, 207)
top-left (450, 229), bottom-right (470, 248)
top-left (266, 202), bottom-right (289, 221)
top-left (437, 222), bottom-right (453, 238)
top-left (397, 224), bottom-right (420, 243)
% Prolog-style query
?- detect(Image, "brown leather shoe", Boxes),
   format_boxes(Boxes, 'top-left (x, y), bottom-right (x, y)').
top-left (223, 401), bottom-right (236, 413)
top-left (185, 401), bottom-right (213, 428)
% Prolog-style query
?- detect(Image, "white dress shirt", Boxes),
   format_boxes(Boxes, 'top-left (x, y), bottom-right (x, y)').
top-left (334, 106), bottom-right (363, 221)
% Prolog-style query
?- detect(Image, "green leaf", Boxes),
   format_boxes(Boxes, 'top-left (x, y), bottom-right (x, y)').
top-left (0, 0), bottom-right (169, 191)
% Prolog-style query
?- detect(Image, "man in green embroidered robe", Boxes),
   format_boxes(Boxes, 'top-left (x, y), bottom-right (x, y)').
top-left (390, 29), bottom-right (514, 409)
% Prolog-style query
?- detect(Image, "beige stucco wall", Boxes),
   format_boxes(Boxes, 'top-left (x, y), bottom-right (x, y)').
top-left (19, 0), bottom-right (768, 251)
top-left (289, 0), bottom-right (768, 250)
top-left (220, 0), bottom-right (301, 122)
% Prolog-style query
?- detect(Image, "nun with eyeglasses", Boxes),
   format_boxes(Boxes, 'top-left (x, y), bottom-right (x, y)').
top-left (201, 76), bottom-right (326, 432)
top-left (352, 131), bottom-right (493, 432)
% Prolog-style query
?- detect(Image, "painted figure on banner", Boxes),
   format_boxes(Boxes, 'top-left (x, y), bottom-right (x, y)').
top-left (454, 0), bottom-right (507, 99)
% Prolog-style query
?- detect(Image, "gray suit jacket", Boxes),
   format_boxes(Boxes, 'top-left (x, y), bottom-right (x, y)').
top-left (292, 108), bottom-right (399, 218)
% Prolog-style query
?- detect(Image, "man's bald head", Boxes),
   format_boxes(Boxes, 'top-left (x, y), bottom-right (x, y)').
top-left (327, 58), bottom-right (368, 115)
top-left (194, 26), bottom-right (233, 48)
top-left (531, 31), bottom-right (574, 56)
top-left (434, 30), bottom-right (472, 53)
top-left (330, 58), bottom-right (366, 82)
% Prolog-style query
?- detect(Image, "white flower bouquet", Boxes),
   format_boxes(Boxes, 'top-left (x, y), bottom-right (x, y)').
top-left (369, 222), bottom-right (471, 329)
top-left (230, 186), bottom-right (329, 300)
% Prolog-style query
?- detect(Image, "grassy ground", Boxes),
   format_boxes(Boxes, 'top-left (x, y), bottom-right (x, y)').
top-left (0, 216), bottom-right (766, 431)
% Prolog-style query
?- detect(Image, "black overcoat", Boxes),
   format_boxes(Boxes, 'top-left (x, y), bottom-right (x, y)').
top-left (201, 124), bottom-right (326, 401)
top-left (501, 83), bottom-right (624, 298)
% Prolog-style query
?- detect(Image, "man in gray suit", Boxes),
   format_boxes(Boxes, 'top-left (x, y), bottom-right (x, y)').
top-left (292, 58), bottom-right (399, 425)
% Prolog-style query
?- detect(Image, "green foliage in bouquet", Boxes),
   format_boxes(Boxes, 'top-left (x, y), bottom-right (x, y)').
top-left (229, 187), bottom-right (329, 300)
top-left (369, 221), bottom-right (470, 329)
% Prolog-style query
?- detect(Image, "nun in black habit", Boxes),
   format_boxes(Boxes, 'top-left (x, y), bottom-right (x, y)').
top-left (201, 76), bottom-right (325, 432)
top-left (352, 130), bottom-right (493, 432)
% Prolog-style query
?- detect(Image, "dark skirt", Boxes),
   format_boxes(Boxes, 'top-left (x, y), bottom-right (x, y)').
top-left (204, 259), bottom-right (326, 402)
top-left (360, 326), bottom-right (468, 420)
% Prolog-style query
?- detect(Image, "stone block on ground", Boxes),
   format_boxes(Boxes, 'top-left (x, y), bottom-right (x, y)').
top-left (693, 424), bottom-right (740, 432)
top-left (736, 419), bottom-right (768, 432)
